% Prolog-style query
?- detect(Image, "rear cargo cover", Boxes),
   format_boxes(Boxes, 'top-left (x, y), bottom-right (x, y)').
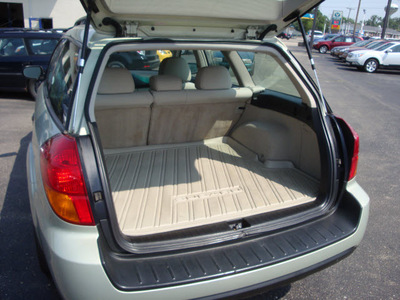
top-left (81, 0), bottom-right (321, 39)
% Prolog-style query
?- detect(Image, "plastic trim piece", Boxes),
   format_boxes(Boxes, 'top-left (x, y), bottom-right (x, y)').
top-left (98, 191), bottom-right (361, 291)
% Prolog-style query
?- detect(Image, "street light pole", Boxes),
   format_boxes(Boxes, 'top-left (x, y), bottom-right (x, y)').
top-left (381, 0), bottom-right (393, 39)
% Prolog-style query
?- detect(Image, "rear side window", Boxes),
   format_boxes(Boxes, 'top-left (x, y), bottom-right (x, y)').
top-left (26, 38), bottom-right (59, 55)
top-left (251, 53), bottom-right (301, 98)
top-left (0, 38), bottom-right (27, 56)
top-left (46, 39), bottom-right (80, 124)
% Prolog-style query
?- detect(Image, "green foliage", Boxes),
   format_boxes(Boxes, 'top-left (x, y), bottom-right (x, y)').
top-left (365, 15), bottom-right (383, 27)
top-left (388, 17), bottom-right (400, 30)
top-left (292, 9), bottom-right (332, 34)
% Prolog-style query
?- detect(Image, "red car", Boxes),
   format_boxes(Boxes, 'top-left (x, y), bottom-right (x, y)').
top-left (313, 35), bottom-right (363, 54)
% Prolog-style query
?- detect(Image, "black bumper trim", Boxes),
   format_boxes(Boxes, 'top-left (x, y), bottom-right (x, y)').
top-left (199, 247), bottom-right (355, 300)
top-left (98, 192), bottom-right (361, 292)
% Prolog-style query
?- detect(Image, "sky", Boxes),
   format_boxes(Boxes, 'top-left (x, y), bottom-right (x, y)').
top-left (319, 0), bottom-right (400, 22)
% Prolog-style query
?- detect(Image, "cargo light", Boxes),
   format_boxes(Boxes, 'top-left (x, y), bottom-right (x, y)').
top-left (40, 134), bottom-right (94, 225)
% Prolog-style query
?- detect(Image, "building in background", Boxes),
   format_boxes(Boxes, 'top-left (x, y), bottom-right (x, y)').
top-left (0, 0), bottom-right (85, 29)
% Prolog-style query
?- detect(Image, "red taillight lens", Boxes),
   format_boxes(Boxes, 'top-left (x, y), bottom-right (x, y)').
top-left (336, 117), bottom-right (359, 181)
top-left (40, 134), bottom-right (94, 225)
top-left (348, 127), bottom-right (359, 181)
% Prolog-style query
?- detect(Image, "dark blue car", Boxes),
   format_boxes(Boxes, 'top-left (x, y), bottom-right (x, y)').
top-left (0, 29), bottom-right (61, 98)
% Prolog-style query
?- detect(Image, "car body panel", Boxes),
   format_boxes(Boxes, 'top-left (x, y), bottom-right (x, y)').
top-left (80, 0), bottom-right (321, 39)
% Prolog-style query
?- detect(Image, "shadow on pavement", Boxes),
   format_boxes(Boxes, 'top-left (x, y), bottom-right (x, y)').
top-left (0, 91), bottom-right (33, 101)
top-left (245, 284), bottom-right (291, 300)
top-left (0, 132), bottom-right (60, 300)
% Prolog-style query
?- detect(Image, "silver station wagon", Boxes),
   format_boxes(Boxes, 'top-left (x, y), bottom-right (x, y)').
top-left (25, 0), bottom-right (369, 299)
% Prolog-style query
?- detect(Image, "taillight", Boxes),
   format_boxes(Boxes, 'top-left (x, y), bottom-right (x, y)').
top-left (348, 126), bottom-right (359, 181)
top-left (335, 116), bottom-right (359, 181)
top-left (40, 134), bottom-right (94, 225)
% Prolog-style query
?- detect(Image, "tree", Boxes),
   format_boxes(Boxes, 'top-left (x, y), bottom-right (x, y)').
top-left (389, 17), bottom-right (400, 30)
top-left (292, 9), bottom-right (330, 33)
top-left (366, 15), bottom-right (383, 27)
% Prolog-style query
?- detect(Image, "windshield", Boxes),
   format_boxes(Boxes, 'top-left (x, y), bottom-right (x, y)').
top-left (376, 43), bottom-right (394, 51)
top-left (367, 41), bottom-right (387, 49)
top-left (353, 40), bottom-right (370, 47)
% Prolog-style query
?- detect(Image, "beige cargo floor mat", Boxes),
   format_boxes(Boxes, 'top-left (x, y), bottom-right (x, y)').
top-left (104, 138), bottom-right (319, 236)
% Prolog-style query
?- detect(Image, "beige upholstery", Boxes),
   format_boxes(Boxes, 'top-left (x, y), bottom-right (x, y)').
top-left (159, 57), bottom-right (195, 89)
top-left (195, 66), bottom-right (232, 90)
top-left (97, 68), bottom-right (135, 94)
top-left (95, 68), bottom-right (153, 148)
top-left (149, 74), bottom-right (183, 91)
top-left (148, 68), bottom-right (252, 145)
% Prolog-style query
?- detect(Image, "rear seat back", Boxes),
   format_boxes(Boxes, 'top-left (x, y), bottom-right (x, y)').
top-left (159, 57), bottom-right (196, 89)
top-left (95, 67), bottom-right (153, 148)
top-left (148, 66), bottom-right (252, 145)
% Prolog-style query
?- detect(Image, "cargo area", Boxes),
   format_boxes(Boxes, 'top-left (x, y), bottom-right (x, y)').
top-left (94, 52), bottom-right (322, 237)
top-left (104, 137), bottom-right (319, 236)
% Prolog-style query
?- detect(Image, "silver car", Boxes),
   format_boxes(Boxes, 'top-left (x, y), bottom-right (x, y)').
top-left (25, 0), bottom-right (369, 299)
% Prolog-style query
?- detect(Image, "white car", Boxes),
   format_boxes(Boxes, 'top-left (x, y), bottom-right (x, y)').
top-left (307, 30), bottom-right (324, 41)
top-left (346, 42), bottom-right (400, 72)
top-left (23, 0), bottom-right (369, 299)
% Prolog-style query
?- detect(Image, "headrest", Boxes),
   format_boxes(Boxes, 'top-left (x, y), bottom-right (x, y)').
top-left (150, 75), bottom-right (183, 91)
top-left (98, 68), bottom-right (135, 94)
top-left (195, 66), bottom-right (232, 90)
top-left (159, 57), bottom-right (191, 82)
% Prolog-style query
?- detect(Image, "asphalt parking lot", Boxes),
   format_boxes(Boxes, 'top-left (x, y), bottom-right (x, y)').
top-left (0, 38), bottom-right (399, 299)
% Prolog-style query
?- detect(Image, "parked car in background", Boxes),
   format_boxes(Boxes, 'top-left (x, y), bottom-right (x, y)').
top-left (276, 32), bottom-right (291, 39)
top-left (313, 33), bottom-right (338, 44)
top-left (307, 29), bottom-right (324, 41)
top-left (313, 35), bottom-right (363, 54)
top-left (157, 49), bottom-right (172, 62)
top-left (107, 50), bottom-right (160, 87)
top-left (0, 29), bottom-right (61, 97)
top-left (331, 39), bottom-right (374, 57)
top-left (24, 0), bottom-right (369, 299)
top-left (346, 41), bottom-right (400, 72)
top-left (339, 40), bottom-right (388, 60)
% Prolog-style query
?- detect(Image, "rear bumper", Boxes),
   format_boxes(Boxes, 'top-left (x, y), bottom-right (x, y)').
top-left (29, 141), bottom-right (369, 300)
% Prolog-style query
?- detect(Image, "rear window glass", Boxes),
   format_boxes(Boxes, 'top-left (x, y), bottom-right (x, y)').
top-left (26, 38), bottom-right (59, 55)
top-left (376, 43), bottom-right (394, 51)
top-left (0, 38), bottom-right (27, 56)
top-left (251, 53), bottom-right (301, 98)
top-left (46, 39), bottom-right (80, 124)
top-left (107, 50), bottom-right (161, 88)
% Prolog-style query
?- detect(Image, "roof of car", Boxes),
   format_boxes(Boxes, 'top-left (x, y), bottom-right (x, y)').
top-left (0, 29), bottom-right (63, 38)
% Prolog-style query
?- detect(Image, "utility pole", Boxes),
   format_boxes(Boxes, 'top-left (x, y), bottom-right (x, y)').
top-left (381, 0), bottom-right (393, 39)
top-left (353, 0), bottom-right (362, 37)
top-left (346, 7), bottom-right (354, 34)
